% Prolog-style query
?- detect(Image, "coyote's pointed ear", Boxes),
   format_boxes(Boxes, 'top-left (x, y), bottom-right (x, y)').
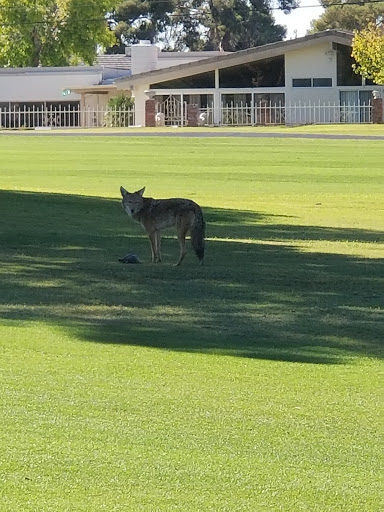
top-left (120, 186), bottom-right (128, 197)
top-left (136, 187), bottom-right (145, 197)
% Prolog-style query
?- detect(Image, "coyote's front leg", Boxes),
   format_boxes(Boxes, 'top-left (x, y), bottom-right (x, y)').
top-left (148, 230), bottom-right (161, 263)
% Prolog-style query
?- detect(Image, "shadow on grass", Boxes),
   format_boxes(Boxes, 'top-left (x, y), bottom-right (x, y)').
top-left (0, 189), bottom-right (383, 364)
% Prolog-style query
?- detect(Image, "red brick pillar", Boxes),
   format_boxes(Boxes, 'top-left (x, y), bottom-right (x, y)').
top-left (372, 97), bottom-right (383, 124)
top-left (145, 99), bottom-right (156, 127)
top-left (187, 104), bottom-right (199, 127)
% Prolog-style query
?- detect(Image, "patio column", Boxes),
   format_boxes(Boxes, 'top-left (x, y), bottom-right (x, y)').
top-left (213, 69), bottom-right (221, 125)
top-left (80, 94), bottom-right (86, 128)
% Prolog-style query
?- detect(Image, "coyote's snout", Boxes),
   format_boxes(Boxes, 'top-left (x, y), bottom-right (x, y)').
top-left (120, 186), bottom-right (205, 266)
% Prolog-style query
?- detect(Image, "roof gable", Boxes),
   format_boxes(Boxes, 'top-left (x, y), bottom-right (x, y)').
top-left (115, 30), bottom-right (353, 88)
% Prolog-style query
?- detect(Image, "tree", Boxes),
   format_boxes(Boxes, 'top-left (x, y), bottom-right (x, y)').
top-left (108, 0), bottom-right (298, 52)
top-left (352, 23), bottom-right (384, 84)
top-left (191, 0), bottom-right (288, 52)
top-left (0, 0), bottom-right (116, 67)
top-left (310, 0), bottom-right (384, 33)
top-left (107, 0), bottom-right (177, 53)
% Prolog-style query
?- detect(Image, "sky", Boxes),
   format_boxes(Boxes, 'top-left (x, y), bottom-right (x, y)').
top-left (273, 0), bottom-right (325, 39)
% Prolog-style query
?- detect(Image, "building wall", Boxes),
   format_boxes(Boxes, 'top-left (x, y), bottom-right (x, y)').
top-left (0, 68), bottom-right (103, 103)
top-left (83, 93), bottom-right (111, 109)
top-left (285, 42), bottom-right (339, 104)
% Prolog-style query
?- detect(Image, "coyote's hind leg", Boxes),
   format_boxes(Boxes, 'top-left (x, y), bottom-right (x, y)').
top-left (175, 227), bottom-right (188, 266)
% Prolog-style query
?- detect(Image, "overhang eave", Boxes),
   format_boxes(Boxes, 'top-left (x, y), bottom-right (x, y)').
top-left (68, 85), bottom-right (118, 95)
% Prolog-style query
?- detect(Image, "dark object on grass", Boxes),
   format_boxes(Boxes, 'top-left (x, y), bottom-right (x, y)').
top-left (118, 253), bottom-right (141, 264)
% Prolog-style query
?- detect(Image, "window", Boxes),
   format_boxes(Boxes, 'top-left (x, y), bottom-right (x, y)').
top-left (292, 78), bottom-right (332, 87)
top-left (151, 71), bottom-right (215, 89)
top-left (336, 44), bottom-right (362, 86)
top-left (0, 101), bottom-right (80, 128)
top-left (219, 56), bottom-right (285, 88)
top-left (313, 78), bottom-right (332, 87)
top-left (221, 93), bottom-right (251, 107)
top-left (340, 90), bottom-right (372, 123)
top-left (292, 78), bottom-right (311, 87)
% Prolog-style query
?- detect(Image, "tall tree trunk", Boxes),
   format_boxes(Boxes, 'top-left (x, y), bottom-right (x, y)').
top-left (31, 25), bottom-right (42, 66)
top-left (221, 29), bottom-right (232, 51)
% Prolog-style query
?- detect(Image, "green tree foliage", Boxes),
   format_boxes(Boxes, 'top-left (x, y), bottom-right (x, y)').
top-left (352, 22), bottom-right (384, 84)
top-left (310, 0), bottom-right (384, 33)
top-left (109, 0), bottom-right (298, 52)
top-left (107, 92), bottom-right (134, 109)
top-left (107, 0), bottom-right (177, 53)
top-left (192, 0), bottom-right (287, 51)
top-left (0, 0), bottom-right (116, 67)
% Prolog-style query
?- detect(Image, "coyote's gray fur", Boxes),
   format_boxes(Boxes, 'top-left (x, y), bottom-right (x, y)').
top-left (120, 186), bottom-right (205, 266)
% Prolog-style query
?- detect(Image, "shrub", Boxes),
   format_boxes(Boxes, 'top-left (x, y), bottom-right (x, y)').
top-left (105, 94), bottom-right (135, 127)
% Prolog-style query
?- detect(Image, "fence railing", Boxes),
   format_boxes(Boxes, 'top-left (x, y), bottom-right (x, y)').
top-left (285, 101), bottom-right (372, 125)
top-left (218, 101), bottom-right (372, 126)
top-left (0, 105), bottom-right (136, 129)
top-left (0, 102), bottom-right (374, 129)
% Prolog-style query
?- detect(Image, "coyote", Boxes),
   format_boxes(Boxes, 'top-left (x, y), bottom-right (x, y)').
top-left (120, 186), bottom-right (205, 266)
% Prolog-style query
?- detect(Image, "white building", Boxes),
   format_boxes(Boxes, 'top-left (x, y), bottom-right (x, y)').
top-left (0, 30), bottom-right (382, 127)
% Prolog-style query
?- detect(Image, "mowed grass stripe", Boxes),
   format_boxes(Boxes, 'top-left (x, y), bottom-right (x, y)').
top-left (0, 134), bottom-right (382, 510)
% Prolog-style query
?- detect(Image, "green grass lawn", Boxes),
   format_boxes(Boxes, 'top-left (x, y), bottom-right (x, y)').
top-left (0, 134), bottom-right (383, 510)
top-left (2, 122), bottom-right (384, 136)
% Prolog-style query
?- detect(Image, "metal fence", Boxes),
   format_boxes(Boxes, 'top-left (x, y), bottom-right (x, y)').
top-left (0, 101), bottom-right (374, 129)
top-left (0, 105), bottom-right (136, 129)
top-left (218, 101), bottom-right (372, 126)
top-left (285, 101), bottom-right (372, 125)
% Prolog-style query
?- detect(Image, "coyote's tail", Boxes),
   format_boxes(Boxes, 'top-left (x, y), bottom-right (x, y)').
top-left (191, 208), bottom-right (205, 264)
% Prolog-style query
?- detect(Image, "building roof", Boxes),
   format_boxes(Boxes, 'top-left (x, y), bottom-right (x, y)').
top-left (114, 30), bottom-right (353, 88)
top-left (96, 54), bottom-right (132, 70)
top-left (0, 66), bottom-right (103, 75)
top-left (95, 48), bottom-right (229, 73)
